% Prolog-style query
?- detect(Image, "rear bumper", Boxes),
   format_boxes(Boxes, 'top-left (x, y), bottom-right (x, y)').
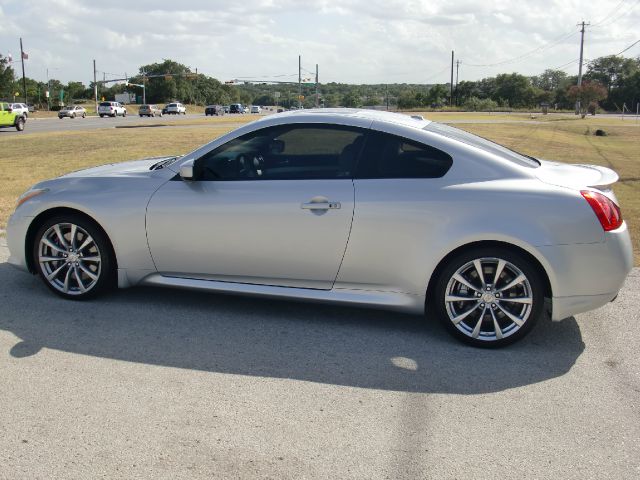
top-left (539, 222), bottom-right (633, 320)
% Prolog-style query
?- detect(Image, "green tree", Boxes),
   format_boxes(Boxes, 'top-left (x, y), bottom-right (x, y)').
top-left (494, 73), bottom-right (535, 108)
top-left (0, 54), bottom-right (15, 100)
top-left (342, 91), bottom-right (361, 107)
top-left (566, 81), bottom-right (608, 116)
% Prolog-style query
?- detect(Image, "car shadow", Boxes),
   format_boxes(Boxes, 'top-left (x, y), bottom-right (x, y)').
top-left (0, 263), bottom-right (585, 394)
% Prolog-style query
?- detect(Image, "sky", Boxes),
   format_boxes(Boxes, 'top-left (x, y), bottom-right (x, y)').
top-left (1, 0), bottom-right (639, 86)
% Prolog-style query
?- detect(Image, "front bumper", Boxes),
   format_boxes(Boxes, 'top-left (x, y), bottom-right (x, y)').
top-left (6, 212), bottom-right (31, 272)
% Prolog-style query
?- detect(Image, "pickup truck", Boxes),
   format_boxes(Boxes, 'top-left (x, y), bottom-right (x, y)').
top-left (0, 102), bottom-right (26, 131)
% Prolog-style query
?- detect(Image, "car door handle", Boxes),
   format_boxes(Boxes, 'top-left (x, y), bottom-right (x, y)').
top-left (301, 201), bottom-right (341, 210)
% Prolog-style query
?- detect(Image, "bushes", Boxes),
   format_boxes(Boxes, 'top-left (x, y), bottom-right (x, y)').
top-left (463, 97), bottom-right (499, 111)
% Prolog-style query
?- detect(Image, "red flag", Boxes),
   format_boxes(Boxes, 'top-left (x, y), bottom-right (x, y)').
top-left (21, 51), bottom-right (28, 60)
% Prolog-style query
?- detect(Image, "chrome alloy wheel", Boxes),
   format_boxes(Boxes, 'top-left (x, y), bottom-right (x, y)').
top-left (444, 257), bottom-right (533, 342)
top-left (37, 222), bottom-right (102, 295)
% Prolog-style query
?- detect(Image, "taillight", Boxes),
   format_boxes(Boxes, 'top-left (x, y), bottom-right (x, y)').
top-left (581, 190), bottom-right (623, 231)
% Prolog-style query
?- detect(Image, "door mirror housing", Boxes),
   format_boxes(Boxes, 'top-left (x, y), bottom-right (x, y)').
top-left (179, 159), bottom-right (196, 181)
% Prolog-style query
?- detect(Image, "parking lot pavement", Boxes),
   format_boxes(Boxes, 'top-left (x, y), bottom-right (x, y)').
top-left (0, 241), bottom-right (638, 479)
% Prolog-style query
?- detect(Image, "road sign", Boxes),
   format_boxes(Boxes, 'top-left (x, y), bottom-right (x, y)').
top-left (274, 92), bottom-right (281, 98)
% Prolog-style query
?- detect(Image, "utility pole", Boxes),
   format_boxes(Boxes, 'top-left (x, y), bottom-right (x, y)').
top-left (315, 63), bottom-right (319, 108)
top-left (455, 60), bottom-right (460, 106)
top-left (450, 50), bottom-right (454, 107)
top-left (386, 84), bottom-right (389, 111)
top-left (298, 55), bottom-right (302, 109)
top-left (93, 59), bottom-right (98, 115)
top-left (576, 20), bottom-right (590, 114)
top-left (19, 38), bottom-right (27, 102)
top-left (46, 67), bottom-right (51, 111)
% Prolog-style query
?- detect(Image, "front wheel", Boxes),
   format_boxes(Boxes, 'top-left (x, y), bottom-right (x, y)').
top-left (433, 248), bottom-right (544, 347)
top-left (33, 215), bottom-right (115, 299)
top-left (123, 111), bottom-right (127, 117)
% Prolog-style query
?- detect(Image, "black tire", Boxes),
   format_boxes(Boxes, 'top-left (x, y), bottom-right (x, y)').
top-left (82, 113), bottom-right (86, 118)
top-left (123, 111), bottom-right (127, 117)
top-left (432, 247), bottom-right (544, 348)
top-left (71, 113), bottom-right (76, 119)
top-left (32, 214), bottom-right (115, 300)
top-left (139, 114), bottom-right (143, 117)
top-left (100, 114), bottom-right (104, 118)
top-left (15, 117), bottom-right (25, 131)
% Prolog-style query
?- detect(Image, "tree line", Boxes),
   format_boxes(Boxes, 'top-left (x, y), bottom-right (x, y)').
top-left (1, 55), bottom-right (638, 113)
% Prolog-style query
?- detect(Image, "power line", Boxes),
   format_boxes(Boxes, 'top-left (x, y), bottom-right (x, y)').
top-left (592, 0), bottom-right (640, 28)
top-left (465, 29), bottom-right (578, 67)
top-left (613, 38), bottom-right (640, 55)
top-left (592, 0), bottom-right (628, 26)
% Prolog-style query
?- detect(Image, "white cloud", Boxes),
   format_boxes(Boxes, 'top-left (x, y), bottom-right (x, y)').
top-left (1, 0), bottom-right (639, 85)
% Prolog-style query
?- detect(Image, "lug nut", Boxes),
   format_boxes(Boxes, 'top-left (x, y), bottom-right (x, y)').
top-left (492, 303), bottom-right (497, 309)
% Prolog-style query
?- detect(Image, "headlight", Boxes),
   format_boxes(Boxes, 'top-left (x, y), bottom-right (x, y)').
top-left (16, 188), bottom-right (48, 209)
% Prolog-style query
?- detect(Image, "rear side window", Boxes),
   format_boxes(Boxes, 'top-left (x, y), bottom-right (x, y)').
top-left (356, 131), bottom-right (452, 179)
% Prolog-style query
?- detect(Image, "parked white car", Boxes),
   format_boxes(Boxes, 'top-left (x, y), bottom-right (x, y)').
top-left (98, 101), bottom-right (127, 118)
top-left (165, 103), bottom-right (186, 115)
top-left (10, 103), bottom-right (29, 118)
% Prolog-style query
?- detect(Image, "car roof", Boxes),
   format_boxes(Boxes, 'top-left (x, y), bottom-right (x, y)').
top-left (258, 108), bottom-right (431, 130)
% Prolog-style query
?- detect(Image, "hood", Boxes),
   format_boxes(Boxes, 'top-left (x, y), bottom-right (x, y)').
top-left (535, 160), bottom-right (619, 190)
top-left (59, 156), bottom-right (181, 179)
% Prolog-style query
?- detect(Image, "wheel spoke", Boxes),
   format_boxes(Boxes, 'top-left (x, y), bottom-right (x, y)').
top-left (42, 238), bottom-right (66, 254)
top-left (80, 256), bottom-right (101, 263)
top-left (77, 236), bottom-right (93, 252)
top-left (473, 259), bottom-right (486, 286)
top-left (46, 263), bottom-right (67, 281)
top-left (78, 264), bottom-right (98, 281)
top-left (452, 273), bottom-right (481, 293)
top-left (69, 224), bottom-right (77, 250)
top-left (496, 274), bottom-right (526, 293)
top-left (39, 255), bottom-right (64, 263)
top-left (471, 306), bottom-right (487, 338)
top-left (73, 266), bottom-right (86, 293)
top-left (53, 225), bottom-right (69, 249)
top-left (493, 259), bottom-right (506, 285)
top-left (490, 308), bottom-right (503, 340)
top-left (63, 265), bottom-right (72, 293)
top-left (446, 295), bottom-right (478, 302)
top-left (496, 304), bottom-right (525, 327)
top-left (451, 303), bottom-right (482, 325)
top-left (499, 296), bottom-right (532, 305)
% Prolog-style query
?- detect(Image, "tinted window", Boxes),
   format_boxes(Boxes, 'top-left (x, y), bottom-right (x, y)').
top-left (425, 122), bottom-right (539, 168)
top-left (99, 102), bottom-right (111, 107)
top-left (355, 131), bottom-right (452, 179)
top-left (197, 124), bottom-right (366, 181)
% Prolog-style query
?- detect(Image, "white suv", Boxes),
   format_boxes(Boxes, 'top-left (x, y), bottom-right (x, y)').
top-left (98, 101), bottom-right (127, 118)
top-left (165, 102), bottom-right (186, 115)
top-left (10, 103), bottom-right (29, 118)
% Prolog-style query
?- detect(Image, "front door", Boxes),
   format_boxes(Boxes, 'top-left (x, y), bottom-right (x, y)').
top-left (146, 123), bottom-right (367, 289)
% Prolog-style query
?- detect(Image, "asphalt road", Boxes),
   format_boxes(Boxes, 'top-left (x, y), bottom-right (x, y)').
top-left (0, 241), bottom-right (638, 479)
top-left (0, 113), bottom-right (255, 135)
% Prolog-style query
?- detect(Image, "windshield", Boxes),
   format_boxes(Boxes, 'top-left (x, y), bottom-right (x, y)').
top-left (425, 122), bottom-right (540, 168)
top-left (99, 102), bottom-right (111, 107)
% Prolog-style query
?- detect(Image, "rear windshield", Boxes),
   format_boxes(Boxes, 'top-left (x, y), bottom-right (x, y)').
top-left (168, 103), bottom-right (177, 107)
top-left (425, 122), bottom-right (540, 168)
top-left (99, 102), bottom-right (112, 107)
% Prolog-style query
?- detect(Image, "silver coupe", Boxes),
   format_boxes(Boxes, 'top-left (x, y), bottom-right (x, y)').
top-left (7, 109), bottom-right (633, 347)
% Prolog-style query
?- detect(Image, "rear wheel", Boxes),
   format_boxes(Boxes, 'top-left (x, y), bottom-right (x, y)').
top-left (15, 117), bottom-right (25, 131)
top-left (433, 248), bottom-right (544, 347)
top-left (71, 113), bottom-right (76, 119)
top-left (33, 215), bottom-right (115, 299)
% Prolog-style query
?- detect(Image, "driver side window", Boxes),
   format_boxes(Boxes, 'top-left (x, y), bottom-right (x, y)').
top-left (196, 124), bottom-right (366, 181)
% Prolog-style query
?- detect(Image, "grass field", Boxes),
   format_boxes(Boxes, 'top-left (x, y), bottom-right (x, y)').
top-left (0, 112), bottom-right (638, 264)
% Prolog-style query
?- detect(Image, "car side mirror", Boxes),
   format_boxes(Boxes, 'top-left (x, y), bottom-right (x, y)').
top-left (179, 159), bottom-right (196, 181)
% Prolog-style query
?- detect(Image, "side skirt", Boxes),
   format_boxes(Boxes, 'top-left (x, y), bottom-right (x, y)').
top-left (140, 274), bottom-right (425, 314)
